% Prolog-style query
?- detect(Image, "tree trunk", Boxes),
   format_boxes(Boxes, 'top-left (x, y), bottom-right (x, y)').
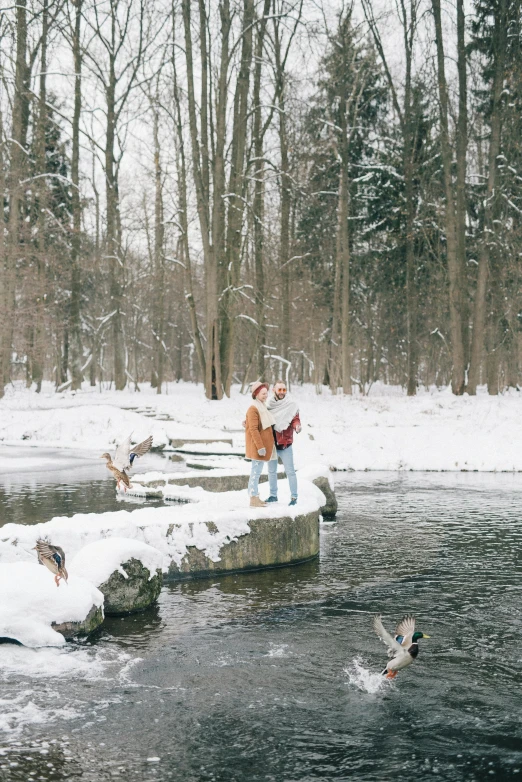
top-left (153, 103), bottom-right (165, 393)
top-left (363, 0), bottom-right (418, 394)
top-left (404, 140), bottom-right (417, 397)
top-left (106, 43), bottom-right (126, 390)
top-left (30, 0), bottom-right (49, 393)
top-left (278, 87), bottom-right (291, 365)
top-left (506, 331), bottom-right (519, 389)
top-left (70, 0), bottom-right (83, 390)
top-left (486, 321), bottom-right (499, 395)
top-left (90, 150), bottom-right (101, 387)
top-left (2, 0), bottom-right (29, 394)
top-left (252, 0), bottom-right (271, 378)
top-left (455, 0), bottom-right (469, 367)
top-left (339, 165), bottom-right (351, 395)
top-left (403, 1), bottom-right (417, 397)
top-left (329, 210), bottom-right (342, 394)
top-left (273, 12), bottom-right (293, 366)
top-left (171, 4), bottom-right (206, 381)
top-left (182, 0), bottom-right (224, 399)
top-left (220, 0), bottom-right (255, 395)
top-left (337, 72), bottom-right (352, 396)
top-left (431, 0), bottom-right (466, 394)
top-left (206, 0), bottom-right (228, 400)
top-left (468, 0), bottom-right (507, 394)
top-left (0, 96), bottom-right (5, 397)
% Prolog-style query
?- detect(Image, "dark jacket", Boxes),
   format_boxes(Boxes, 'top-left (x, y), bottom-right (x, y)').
top-left (275, 413), bottom-right (301, 450)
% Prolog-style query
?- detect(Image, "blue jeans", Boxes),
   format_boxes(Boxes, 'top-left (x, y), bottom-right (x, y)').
top-left (268, 445), bottom-right (297, 499)
top-left (248, 459), bottom-right (266, 497)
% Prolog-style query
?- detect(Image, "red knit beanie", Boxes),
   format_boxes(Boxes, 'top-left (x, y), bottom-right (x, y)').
top-left (251, 381), bottom-right (269, 399)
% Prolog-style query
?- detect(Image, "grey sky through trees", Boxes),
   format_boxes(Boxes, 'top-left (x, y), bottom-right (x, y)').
top-left (0, 0), bottom-right (520, 398)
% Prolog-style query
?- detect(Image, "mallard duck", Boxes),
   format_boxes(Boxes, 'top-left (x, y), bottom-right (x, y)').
top-left (373, 614), bottom-right (430, 679)
top-left (101, 434), bottom-right (153, 491)
top-left (34, 539), bottom-right (68, 587)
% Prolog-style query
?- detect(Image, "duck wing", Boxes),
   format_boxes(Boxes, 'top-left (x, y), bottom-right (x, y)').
top-left (129, 435), bottom-right (153, 467)
top-left (112, 435), bottom-right (132, 471)
top-left (52, 545), bottom-right (66, 568)
top-left (395, 615), bottom-right (416, 647)
top-left (373, 615), bottom-right (404, 657)
top-left (35, 540), bottom-right (65, 568)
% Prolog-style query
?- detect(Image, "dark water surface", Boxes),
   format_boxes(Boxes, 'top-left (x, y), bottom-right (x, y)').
top-left (1, 464), bottom-right (522, 781)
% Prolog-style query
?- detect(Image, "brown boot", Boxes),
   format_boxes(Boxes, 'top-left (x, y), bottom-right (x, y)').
top-left (250, 495), bottom-right (267, 508)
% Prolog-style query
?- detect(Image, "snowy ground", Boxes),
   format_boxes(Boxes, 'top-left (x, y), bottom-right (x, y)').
top-left (1, 380), bottom-right (521, 471)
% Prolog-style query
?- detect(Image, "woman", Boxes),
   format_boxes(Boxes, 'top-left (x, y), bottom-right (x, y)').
top-left (245, 381), bottom-right (277, 507)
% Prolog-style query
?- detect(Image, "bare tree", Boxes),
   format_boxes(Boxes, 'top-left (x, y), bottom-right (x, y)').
top-left (251, 0), bottom-right (271, 379)
top-left (69, 0), bottom-right (84, 390)
top-left (83, 0), bottom-right (149, 390)
top-left (182, 0), bottom-right (225, 398)
top-left (431, 0), bottom-right (468, 395)
top-left (467, 0), bottom-right (509, 394)
top-left (220, 0), bottom-right (255, 395)
top-left (2, 0), bottom-right (30, 395)
top-left (363, 0), bottom-right (421, 396)
top-left (170, 3), bottom-right (206, 379)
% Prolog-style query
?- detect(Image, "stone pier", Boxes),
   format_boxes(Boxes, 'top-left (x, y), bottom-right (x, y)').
top-left (165, 510), bottom-right (320, 580)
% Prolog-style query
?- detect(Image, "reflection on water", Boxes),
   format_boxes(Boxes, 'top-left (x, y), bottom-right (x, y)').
top-left (0, 447), bottom-right (180, 526)
top-left (1, 468), bottom-right (522, 780)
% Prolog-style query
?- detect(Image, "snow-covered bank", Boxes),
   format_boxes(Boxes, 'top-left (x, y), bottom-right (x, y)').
top-left (1, 381), bottom-right (521, 471)
top-left (0, 563), bottom-right (104, 647)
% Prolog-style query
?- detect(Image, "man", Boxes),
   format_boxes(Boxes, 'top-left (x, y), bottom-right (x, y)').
top-left (266, 380), bottom-right (301, 506)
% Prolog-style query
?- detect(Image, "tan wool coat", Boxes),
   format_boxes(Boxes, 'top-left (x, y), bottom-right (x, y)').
top-left (245, 405), bottom-right (275, 461)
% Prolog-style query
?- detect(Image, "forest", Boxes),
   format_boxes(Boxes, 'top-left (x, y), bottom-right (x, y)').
top-left (0, 0), bottom-right (521, 399)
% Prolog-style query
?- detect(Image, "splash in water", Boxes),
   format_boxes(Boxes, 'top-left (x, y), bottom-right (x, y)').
top-left (344, 657), bottom-right (390, 695)
top-left (265, 643), bottom-right (290, 658)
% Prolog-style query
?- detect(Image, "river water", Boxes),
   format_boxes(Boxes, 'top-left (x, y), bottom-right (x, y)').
top-left (1, 452), bottom-right (522, 781)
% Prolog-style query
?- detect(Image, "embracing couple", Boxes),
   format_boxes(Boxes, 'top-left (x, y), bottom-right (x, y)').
top-left (244, 380), bottom-right (301, 508)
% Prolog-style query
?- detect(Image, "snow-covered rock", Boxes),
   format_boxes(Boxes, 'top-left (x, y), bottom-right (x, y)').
top-left (69, 538), bottom-right (164, 615)
top-left (0, 541), bottom-right (34, 564)
top-left (298, 464), bottom-right (337, 519)
top-left (0, 562), bottom-right (104, 647)
top-left (126, 465), bottom-right (286, 497)
top-left (172, 442), bottom-right (244, 456)
top-left (118, 481), bottom-right (207, 502)
top-left (298, 463), bottom-right (335, 490)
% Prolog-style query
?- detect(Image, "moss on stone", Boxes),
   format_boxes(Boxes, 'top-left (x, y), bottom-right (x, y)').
top-left (52, 604), bottom-right (104, 640)
top-left (99, 558), bottom-right (163, 616)
top-left (312, 476), bottom-right (338, 519)
top-left (165, 510), bottom-right (320, 581)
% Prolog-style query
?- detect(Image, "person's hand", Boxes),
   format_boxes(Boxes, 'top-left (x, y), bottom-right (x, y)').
top-left (258, 447), bottom-right (266, 456)
top-left (295, 424), bottom-right (302, 434)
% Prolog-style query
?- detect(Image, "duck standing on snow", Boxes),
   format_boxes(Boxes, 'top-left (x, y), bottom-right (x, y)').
top-left (101, 434), bottom-right (153, 491)
top-left (373, 614), bottom-right (430, 679)
top-left (34, 539), bottom-right (68, 587)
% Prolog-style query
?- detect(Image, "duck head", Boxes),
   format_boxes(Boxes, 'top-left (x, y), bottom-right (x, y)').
top-left (100, 453), bottom-right (112, 462)
top-left (412, 631), bottom-right (430, 642)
